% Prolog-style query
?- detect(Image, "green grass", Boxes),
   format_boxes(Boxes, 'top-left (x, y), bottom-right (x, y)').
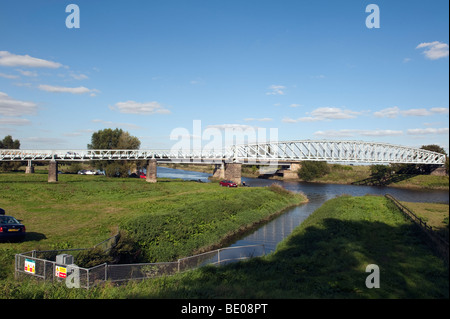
top-left (1, 173), bottom-right (447, 299)
top-left (0, 172), bottom-right (306, 285)
top-left (5, 195), bottom-right (446, 299)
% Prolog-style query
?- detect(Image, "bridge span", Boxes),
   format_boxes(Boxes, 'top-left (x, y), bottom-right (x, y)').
top-left (0, 140), bottom-right (446, 183)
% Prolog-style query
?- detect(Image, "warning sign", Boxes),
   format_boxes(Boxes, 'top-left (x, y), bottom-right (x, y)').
top-left (55, 265), bottom-right (67, 279)
top-left (24, 259), bottom-right (35, 274)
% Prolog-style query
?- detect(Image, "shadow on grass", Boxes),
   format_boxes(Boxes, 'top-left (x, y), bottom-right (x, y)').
top-left (153, 218), bottom-right (449, 299)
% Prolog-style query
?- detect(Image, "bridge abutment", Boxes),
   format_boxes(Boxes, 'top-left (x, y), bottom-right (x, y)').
top-left (48, 160), bottom-right (58, 183)
top-left (146, 159), bottom-right (157, 183)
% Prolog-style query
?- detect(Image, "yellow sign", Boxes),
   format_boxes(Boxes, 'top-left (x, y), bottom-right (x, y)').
top-left (56, 265), bottom-right (67, 279)
top-left (24, 259), bottom-right (35, 274)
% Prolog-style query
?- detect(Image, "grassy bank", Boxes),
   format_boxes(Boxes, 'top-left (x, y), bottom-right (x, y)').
top-left (143, 195), bottom-right (446, 299)
top-left (0, 172), bottom-right (306, 283)
top-left (3, 195), bottom-right (446, 299)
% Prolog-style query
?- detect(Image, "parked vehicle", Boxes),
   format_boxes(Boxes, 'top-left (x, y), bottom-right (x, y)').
top-left (219, 180), bottom-right (237, 187)
top-left (139, 173), bottom-right (146, 179)
top-left (0, 215), bottom-right (26, 242)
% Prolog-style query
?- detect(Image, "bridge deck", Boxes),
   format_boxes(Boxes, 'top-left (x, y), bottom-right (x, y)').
top-left (0, 140), bottom-right (446, 165)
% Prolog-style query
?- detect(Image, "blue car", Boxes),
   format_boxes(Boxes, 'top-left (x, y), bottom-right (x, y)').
top-left (0, 215), bottom-right (26, 242)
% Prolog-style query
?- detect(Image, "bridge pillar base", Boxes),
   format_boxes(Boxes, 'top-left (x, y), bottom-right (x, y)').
top-left (283, 162), bottom-right (301, 179)
top-left (146, 159), bottom-right (157, 183)
top-left (224, 162), bottom-right (242, 185)
top-left (25, 161), bottom-right (34, 174)
top-left (48, 160), bottom-right (58, 183)
top-left (212, 162), bottom-right (225, 179)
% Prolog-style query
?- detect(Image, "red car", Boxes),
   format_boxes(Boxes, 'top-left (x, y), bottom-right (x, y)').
top-left (219, 180), bottom-right (237, 187)
top-left (139, 173), bottom-right (146, 179)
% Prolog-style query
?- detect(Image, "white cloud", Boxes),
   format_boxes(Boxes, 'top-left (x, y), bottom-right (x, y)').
top-left (314, 129), bottom-right (403, 137)
top-left (310, 107), bottom-right (360, 120)
top-left (289, 104), bottom-right (301, 108)
top-left (416, 41), bottom-right (449, 60)
top-left (282, 107), bottom-right (360, 123)
top-left (110, 100), bottom-right (170, 115)
top-left (374, 106), bottom-right (449, 118)
top-left (0, 91), bottom-right (37, 116)
top-left (16, 69), bottom-right (38, 77)
top-left (38, 84), bottom-right (99, 96)
top-left (407, 128), bottom-right (449, 135)
top-left (430, 107), bottom-right (449, 114)
top-left (0, 118), bottom-right (31, 126)
top-left (206, 124), bottom-right (255, 130)
top-left (244, 117), bottom-right (273, 122)
top-left (401, 108), bottom-right (432, 117)
top-left (0, 72), bottom-right (19, 79)
top-left (266, 85), bottom-right (286, 95)
top-left (69, 73), bottom-right (89, 80)
top-left (91, 119), bottom-right (142, 130)
top-left (0, 51), bottom-right (62, 68)
top-left (374, 106), bottom-right (400, 118)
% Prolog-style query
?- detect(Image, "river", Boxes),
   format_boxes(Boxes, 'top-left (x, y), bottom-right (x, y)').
top-left (156, 166), bottom-right (449, 255)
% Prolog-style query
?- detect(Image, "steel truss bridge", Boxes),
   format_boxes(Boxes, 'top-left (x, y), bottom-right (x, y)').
top-left (0, 140), bottom-right (446, 165)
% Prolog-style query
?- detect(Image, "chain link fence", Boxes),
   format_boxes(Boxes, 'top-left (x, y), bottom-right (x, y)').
top-left (15, 238), bottom-right (265, 289)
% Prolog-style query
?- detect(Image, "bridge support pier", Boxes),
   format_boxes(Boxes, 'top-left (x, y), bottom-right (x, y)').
top-left (282, 162), bottom-right (301, 179)
top-left (224, 162), bottom-right (242, 185)
top-left (212, 162), bottom-right (225, 179)
top-left (48, 160), bottom-right (58, 183)
top-left (25, 160), bottom-right (34, 174)
top-left (146, 159), bottom-right (157, 183)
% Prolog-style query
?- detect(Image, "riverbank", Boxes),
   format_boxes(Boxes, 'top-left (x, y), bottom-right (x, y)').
top-left (129, 195), bottom-right (448, 298)
top-left (6, 194), bottom-right (447, 299)
top-left (0, 172), bottom-right (307, 285)
top-left (160, 162), bottom-right (449, 190)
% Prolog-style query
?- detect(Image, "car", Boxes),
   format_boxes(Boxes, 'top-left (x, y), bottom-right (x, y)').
top-left (219, 180), bottom-right (237, 187)
top-left (0, 215), bottom-right (26, 242)
top-left (139, 173), bottom-right (146, 179)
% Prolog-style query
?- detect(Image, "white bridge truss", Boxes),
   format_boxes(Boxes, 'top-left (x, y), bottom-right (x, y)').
top-left (0, 140), bottom-right (446, 165)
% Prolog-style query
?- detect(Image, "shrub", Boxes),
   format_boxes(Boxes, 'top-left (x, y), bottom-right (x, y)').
top-left (297, 161), bottom-right (330, 181)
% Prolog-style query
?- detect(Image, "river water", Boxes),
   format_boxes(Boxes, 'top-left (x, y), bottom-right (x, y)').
top-left (156, 166), bottom-right (449, 254)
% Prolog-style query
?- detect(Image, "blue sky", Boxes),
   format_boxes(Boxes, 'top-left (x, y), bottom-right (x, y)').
top-left (0, 0), bottom-right (448, 152)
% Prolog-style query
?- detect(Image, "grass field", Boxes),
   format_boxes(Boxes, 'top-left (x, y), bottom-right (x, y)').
top-left (0, 172), bottom-right (306, 283)
top-left (2, 193), bottom-right (447, 299)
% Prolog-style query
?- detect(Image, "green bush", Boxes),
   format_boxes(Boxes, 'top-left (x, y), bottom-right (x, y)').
top-left (297, 161), bottom-right (330, 181)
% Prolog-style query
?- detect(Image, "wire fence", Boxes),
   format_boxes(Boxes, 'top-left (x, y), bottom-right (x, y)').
top-left (15, 240), bottom-right (265, 289)
top-left (385, 194), bottom-right (449, 264)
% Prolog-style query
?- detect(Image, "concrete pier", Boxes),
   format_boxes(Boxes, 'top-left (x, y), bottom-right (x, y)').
top-left (212, 162), bottom-right (225, 179)
top-left (48, 160), bottom-right (58, 183)
top-left (146, 159), bottom-right (157, 183)
top-left (25, 160), bottom-right (34, 174)
top-left (224, 162), bottom-right (242, 185)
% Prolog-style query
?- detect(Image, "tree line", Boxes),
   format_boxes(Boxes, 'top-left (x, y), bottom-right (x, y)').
top-left (297, 144), bottom-right (449, 183)
top-left (0, 129), bottom-right (145, 177)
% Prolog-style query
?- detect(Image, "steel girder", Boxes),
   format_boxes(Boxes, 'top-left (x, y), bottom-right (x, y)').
top-left (230, 140), bottom-right (447, 164)
top-left (0, 140), bottom-right (446, 165)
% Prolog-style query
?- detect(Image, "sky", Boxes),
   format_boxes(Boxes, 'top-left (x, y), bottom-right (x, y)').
top-left (0, 0), bottom-right (449, 153)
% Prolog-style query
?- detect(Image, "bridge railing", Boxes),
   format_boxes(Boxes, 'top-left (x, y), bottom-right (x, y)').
top-left (1, 140), bottom-right (447, 165)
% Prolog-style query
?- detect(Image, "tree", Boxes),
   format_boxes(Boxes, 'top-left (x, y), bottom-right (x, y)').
top-left (297, 161), bottom-right (330, 181)
top-left (419, 144), bottom-right (448, 174)
top-left (0, 135), bottom-right (21, 172)
top-left (370, 164), bottom-right (392, 184)
top-left (88, 128), bottom-right (141, 177)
